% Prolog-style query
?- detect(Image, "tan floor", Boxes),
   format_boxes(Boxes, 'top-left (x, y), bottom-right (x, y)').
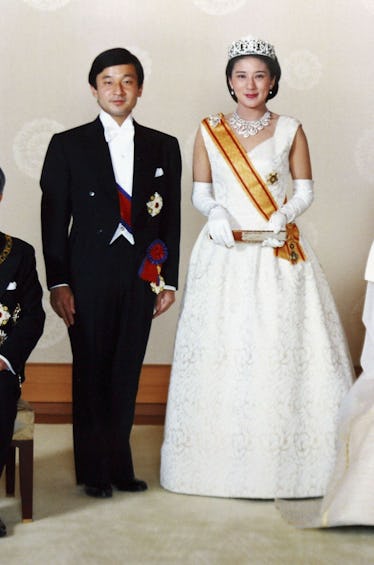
top-left (1, 424), bottom-right (373, 564)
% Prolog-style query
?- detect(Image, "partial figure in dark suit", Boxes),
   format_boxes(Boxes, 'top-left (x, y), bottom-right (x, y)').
top-left (40, 48), bottom-right (181, 498)
top-left (0, 167), bottom-right (45, 537)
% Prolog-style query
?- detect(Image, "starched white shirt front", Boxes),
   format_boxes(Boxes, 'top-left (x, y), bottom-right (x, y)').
top-left (100, 110), bottom-right (135, 245)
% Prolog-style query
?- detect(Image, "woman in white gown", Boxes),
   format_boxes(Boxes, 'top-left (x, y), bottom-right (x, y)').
top-left (160, 36), bottom-right (354, 499)
top-left (277, 242), bottom-right (374, 526)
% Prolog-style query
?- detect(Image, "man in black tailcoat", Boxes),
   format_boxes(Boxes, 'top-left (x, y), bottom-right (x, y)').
top-left (0, 167), bottom-right (45, 537)
top-left (40, 48), bottom-right (181, 498)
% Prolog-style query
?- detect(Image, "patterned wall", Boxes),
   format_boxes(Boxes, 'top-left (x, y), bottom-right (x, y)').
top-left (0, 0), bottom-right (372, 364)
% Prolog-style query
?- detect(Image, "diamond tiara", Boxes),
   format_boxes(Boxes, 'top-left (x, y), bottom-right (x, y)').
top-left (228, 36), bottom-right (276, 61)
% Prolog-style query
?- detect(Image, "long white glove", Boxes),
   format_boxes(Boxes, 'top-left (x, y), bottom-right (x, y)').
top-left (192, 181), bottom-right (234, 247)
top-left (263, 179), bottom-right (314, 248)
top-left (278, 179), bottom-right (314, 223)
top-left (208, 205), bottom-right (235, 247)
top-left (192, 181), bottom-right (218, 216)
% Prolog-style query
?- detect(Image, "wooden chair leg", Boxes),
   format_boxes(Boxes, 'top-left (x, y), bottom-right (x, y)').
top-left (5, 444), bottom-right (16, 496)
top-left (18, 440), bottom-right (34, 522)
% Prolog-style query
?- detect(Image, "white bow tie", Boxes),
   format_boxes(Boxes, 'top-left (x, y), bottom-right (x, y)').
top-left (104, 127), bottom-right (120, 143)
top-left (104, 124), bottom-right (134, 144)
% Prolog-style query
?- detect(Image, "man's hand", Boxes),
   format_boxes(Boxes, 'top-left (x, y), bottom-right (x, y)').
top-left (50, 286), bottom-right (75, 327)
top-left (153, 290), bottom-right (175, 318)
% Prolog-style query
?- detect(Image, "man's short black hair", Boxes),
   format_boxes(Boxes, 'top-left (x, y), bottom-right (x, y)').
top-left (88, 47), bottom-right (144, 88)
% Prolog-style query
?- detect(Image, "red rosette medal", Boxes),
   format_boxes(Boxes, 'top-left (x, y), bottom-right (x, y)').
top-left (138, 239), bottom-right (168, 294)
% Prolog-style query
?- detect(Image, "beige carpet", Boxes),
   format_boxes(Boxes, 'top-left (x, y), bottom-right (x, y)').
top-left (1, 425), bottom-right (374, 564)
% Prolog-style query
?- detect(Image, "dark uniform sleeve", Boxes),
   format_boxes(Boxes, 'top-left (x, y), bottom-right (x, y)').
top-left (0, 243), bottom-right (45, 378)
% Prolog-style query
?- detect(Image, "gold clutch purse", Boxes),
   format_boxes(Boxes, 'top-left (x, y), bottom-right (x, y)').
top-left (232, 230), bottom-right (287, 243)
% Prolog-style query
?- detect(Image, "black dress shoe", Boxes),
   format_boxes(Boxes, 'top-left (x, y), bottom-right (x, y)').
top-left (84, 484), bottom-right (113, 498)
top-left (114, 478), bottom-right (148, 492)
top-left (0, 517), bottom-right (6, 538)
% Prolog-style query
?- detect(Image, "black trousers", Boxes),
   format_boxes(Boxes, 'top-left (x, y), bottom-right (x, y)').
top-left (69, 238), bottom-right (155, 486)
top-left (0, 371), bottom-right (20, 477)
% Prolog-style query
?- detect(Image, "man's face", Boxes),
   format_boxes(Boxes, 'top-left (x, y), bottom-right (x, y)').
top-left (91, 64), bottom-right (143, 125)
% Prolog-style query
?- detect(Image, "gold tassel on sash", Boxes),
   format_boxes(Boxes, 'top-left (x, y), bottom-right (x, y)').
top-left (275, 223), bottom-right (306, 264)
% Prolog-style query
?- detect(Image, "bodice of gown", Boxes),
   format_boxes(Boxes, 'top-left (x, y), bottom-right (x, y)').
top-left (201, 115), bottom-right (301, 231)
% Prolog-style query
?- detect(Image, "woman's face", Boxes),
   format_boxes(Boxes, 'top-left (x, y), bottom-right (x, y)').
top-left (229, 56), bottom-right (275, 112)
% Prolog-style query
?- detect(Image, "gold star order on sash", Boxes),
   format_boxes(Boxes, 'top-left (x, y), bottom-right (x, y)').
top-left (266, 171), bottom-right (278, 185)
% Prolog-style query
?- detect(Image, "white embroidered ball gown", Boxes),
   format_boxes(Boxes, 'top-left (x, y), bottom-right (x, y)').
top-left (160, 115), bottom-right (354, 499)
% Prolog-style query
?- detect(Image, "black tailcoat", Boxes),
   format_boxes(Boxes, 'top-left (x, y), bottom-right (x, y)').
top-left (40, 118), bottom-right (181, 485)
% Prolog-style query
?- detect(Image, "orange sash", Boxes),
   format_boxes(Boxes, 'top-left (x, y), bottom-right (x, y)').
top-left (202, 114), bottom-right (306, 264)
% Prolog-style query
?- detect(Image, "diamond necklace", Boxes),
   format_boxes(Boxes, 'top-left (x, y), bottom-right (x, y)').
top-left (229, 110), bottom-right (271, 137)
